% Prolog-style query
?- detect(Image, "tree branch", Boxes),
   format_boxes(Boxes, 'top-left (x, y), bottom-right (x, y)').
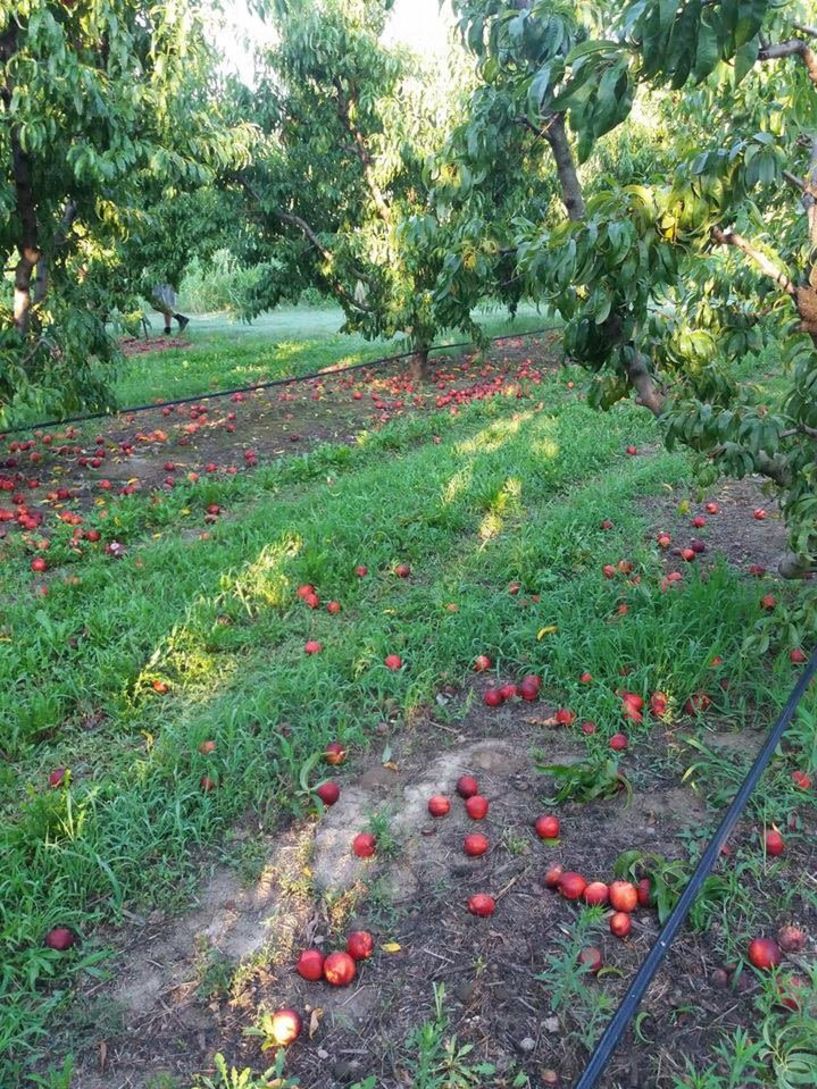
top-left (232, 175), bottom-right (374, 313)
top-left (793, 22), bottom-right (817, 39)
top-left (710, 226), bottom-right (798, 295)
top-left (758, 39), bottom-right (817, 85)
top-left (625, 349), bottom-right (666, 416)
top-left (514, 115), bottom-right (554, 141)
top-left (542, 113), bottom-right (586, 221)
top-left (783, 169), bottom-right (806, 192)
top-left (332, 77), bottom-right (391, 224)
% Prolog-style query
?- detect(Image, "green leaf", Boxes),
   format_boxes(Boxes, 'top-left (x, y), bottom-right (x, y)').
top-left (692, 16), bottom-right (721, 83)
top-left (734, 37), bottom-right (759, 84)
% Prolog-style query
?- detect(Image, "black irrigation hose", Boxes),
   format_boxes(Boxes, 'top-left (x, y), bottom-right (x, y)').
top-left (2, 325), bottom-right (560, 437)
top-left (573, 647), bottom-right (817, 1089)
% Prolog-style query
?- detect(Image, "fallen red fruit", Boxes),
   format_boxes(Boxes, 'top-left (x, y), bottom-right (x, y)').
top-left (748, 937), bottom-right (781, 970)
top-left (602, 564), bottom-right (617, 579)
top-left (534, 814), bottom-right (560, 840)
top-left (304, 640), bottom-right (323, 655)
top-left (326, 600), bottom-right (341, 615)
top-left (543, 864), bottom-right (564, 889)
top-left (324, 741), bottom-right (347, 766)
top-left (581, 721), bottom-right (597, 735)
top-left (610, 912), bottom-right (632, 938)
top-left (48, 768), bottom-right (67, 789)
top-left (463, 833), bottom-right (489, 857)
top-left (518, 678), bottom-right (539, 702)
top-left (456, 775), bottom-right (479, 798)
top-left (609, 881), bottom-right (638, 913)
top-left (499, 682), bottom-right (518, 701)
top-left (790, 648), bottom-right (807, 665)
top-left (609, 733), bottom-right (628, 752)
top-left (352, 833), bottom-right (376, 859)
top-left (760, 594), bottom-right (776, 610)
top-left (555, 708), bottom-right (575, 726)
top-left (316, 781), bottom-right (340, 807)
top-left (384, 654), bottom-right (403, 670)
top-left (776, 974), bottom-right (807, 1011)
top-left (620, 694), bottom-right (643, 713)
top-left (200, 775), bottom-right (217, 792)
top-left (296, 583), bottom-right (316, 600)
top-left (467, 893), bottom-right (496, 917)
top-left (394, 562), bottom-right (411, 578)
top-left (753, 508), bottom-right (767, 521)
top-left (626, 445), bottom-right (638, 455)
top-left (465, 795), bottom-right (489, 820)
top-left (198, 740), bottom-right (216, 755)
top-left (692, 515), bottom-right (707, 528)
top-left (684, 692), bottom-right (711, 715)
top-left (483, 688), bottom-right (504, 707)
top-left (427, 795), bottom-right (451, 818)
top-left (346, 930), bottom-right (375, 961)
top-left (473, 655), bottom-right (492, 672)
top-left (30, 556), bottom-right (47, 573)
top-left (355, 564), bottom-right (368, 577)
top-left (650, 691), bottom-right (669, 716)
top-left (706, 502), bottom-right (720, 515)
top-left (778, 925), bottom-right (806, 954)
top-left (295, 948), bottom-right (325, 981)
top-left (764, 829), bottom-right (785, 857)
top-left (558, 872), bottom-right (587, 900)
top-left (579, 671), bottom-right (593, 684)
top-left (578, 946), bottom-right (603, 975)
top-left (323, 951), bottom-right (357, 986)
top-left (600, 519), bottom-right (614, 530)
top-left (44, 927), bottom-right (75, 951)
top-left (583, 881), bottom-right (609, 906)
top-left (792, 770), bottom-right (812, 790)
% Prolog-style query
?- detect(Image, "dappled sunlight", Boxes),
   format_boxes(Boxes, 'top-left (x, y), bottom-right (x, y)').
top-left (479, 476), bottom-right (523, 542)
top-left (442, 464), bottom-right (474, 505)
top-left (131, 532), bottom-right (304, 716)
top-left (532, 436), bottom-right (560, 460)
top-left (223, 533), bottom-right (304, 611)
top-left (455, 411), bottom-right (532, 455)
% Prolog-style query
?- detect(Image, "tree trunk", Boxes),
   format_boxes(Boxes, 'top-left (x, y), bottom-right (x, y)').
top-left (11, 135), bottom-right (40, 336)
top-left (408, 347), bottom-right (432, 384)
top-left (544, 113), bottom-right (586, 222)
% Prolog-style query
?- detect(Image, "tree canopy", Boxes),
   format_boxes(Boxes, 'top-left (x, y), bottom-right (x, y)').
top-left (448, 0), bottom-right (817, 635)
top-left (0, 0), bottom-right (252, 420)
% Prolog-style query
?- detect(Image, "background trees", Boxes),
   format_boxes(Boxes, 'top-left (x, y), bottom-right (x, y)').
top-left (449, 0), bottom-right (817, 624)
top-left (0, 1), bottom-right (252, 420)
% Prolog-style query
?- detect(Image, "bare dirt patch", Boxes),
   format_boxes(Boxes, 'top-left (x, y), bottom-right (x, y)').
top-left (642, 475), bottom-right (789, 577)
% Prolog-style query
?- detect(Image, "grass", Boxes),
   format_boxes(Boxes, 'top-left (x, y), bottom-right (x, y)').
top-left (113, 302), bottom-right (556, 408)
top-left (1, 315), bottom-right (815, 1086)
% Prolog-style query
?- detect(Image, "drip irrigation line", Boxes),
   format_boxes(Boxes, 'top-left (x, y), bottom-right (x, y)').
top-left (2, 325), bottom-right (560, 437)
top-left (573, 646), bottom-right (817, 1089)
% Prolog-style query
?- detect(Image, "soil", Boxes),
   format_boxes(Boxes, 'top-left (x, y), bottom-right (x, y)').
top-left (121, 335), bottom-right (192, 357)
top-left (641, 475), bottom-right (790, 579)
top-left (64, 683), bottom-right (817, 1089)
